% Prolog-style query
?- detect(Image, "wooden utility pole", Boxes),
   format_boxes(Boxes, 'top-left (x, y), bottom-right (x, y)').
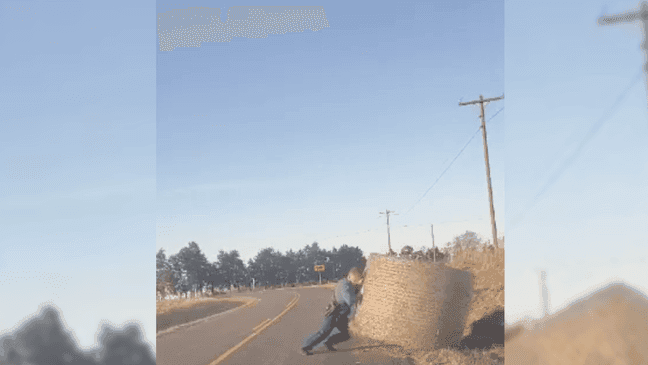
top-left (459, 94), bottom-right (503, 248)
top-left (598, 2), bottom-right (648, 76)
top-left (379, 210), bottom-right (398, 255)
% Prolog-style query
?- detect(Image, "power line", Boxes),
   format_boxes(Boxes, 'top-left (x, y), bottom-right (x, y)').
top-left (298, 107), bottom-right (506, 247)
top-left (510, 71), bottom-right (643, 228)
top-left (403, 106), bottom-right (505, 216)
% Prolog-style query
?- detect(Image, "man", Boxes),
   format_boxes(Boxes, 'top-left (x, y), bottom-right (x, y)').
top-left (300, 267), bottom-right (364, 356)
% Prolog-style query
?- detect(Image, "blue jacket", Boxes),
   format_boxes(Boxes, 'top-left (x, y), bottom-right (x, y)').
top-left (333, 278), bottom-right (359, 318)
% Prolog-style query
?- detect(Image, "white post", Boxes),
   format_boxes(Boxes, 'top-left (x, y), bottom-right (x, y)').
top-left (252, 278), bottom-right (255, 290)
top-left (319, 273), bottom-right (322, 285)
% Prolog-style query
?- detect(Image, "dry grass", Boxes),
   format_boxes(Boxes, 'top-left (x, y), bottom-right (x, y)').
top-left (350, 245), bottom-right (504, 365)
top-left (156, 280), bottom-right (336, 317)
top-left (156, 296), bottom-right (251, 316)
top-left (317, 282), bottom-right (337, 290)
top-left (256, 280), bottom-right (338, 290)
top-left (392, 346), bottom-right (504, 365)
top-left (448, 246), bottom-right (505, 337)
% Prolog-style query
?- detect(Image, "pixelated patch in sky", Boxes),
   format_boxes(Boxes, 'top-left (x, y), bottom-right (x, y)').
top-left (157, 6), bottom-right (330, 51)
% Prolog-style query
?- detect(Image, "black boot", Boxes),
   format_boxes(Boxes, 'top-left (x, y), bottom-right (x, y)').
top-left (324, 342), bottom-right (337, 352)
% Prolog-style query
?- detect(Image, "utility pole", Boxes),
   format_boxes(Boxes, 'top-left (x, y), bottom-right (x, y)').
top-left (379, 210), bottom-right (398, 255)
top-left (598, 2), bottom-right (648, 78)
top-left (459, 94), bottom-right (503, 248)
top-left (431, 224), bottom-right (436, 263)
top-left (539, 270), bottom-right (550, 319)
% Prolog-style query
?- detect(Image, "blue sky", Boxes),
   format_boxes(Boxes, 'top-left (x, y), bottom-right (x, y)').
top-left (0, 0), bottom-right (155, 352)
top-left (156, 0), bottom-right (504, 266)
top-left (505, 0), bottom-right (648, 325)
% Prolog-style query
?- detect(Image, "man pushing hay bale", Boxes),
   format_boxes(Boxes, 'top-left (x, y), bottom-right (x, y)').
top-left (351, 253), bottom-right (473, 350)
top-left (301, 267), bottom-right (364, 356)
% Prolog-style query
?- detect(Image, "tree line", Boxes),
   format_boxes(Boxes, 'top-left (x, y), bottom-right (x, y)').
top-left (156, 241), bottom-right (366, 297)
top-left (156, 231), bottom-right (503, 298)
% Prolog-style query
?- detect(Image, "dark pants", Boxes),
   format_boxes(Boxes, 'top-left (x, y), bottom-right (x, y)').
top-left (302, 305), bottom-right (351, 350)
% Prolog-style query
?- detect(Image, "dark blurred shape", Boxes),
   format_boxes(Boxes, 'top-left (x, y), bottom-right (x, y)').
top-left (0, 305), bottom-right (154, 365)
top-left (457, 308), bottom-right (504, 349)
top-left (96, 323), bottom-right (155, 365)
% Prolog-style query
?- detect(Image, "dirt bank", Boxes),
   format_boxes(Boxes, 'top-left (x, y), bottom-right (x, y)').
top-left (506, 282), bottom-right (648, 365)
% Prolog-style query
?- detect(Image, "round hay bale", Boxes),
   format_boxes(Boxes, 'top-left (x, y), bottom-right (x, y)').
top-left (353, 253), bottom-right (473, 350)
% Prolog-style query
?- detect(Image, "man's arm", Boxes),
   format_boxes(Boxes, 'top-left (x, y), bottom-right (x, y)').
top-left (339, 281), bottom-right (356, 307)
top-left (339, 281), bottom-right (358, 317)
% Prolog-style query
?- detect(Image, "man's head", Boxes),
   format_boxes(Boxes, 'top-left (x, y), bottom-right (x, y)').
top-left (347, 267), bottom-right (364, 286)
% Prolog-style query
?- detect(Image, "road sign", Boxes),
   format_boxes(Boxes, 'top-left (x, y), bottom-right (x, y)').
top-left (314, 265), bottom-right (325, 272)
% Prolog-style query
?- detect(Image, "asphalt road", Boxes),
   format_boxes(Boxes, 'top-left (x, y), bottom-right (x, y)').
top-left (156, 287), bottom-right (415, 365)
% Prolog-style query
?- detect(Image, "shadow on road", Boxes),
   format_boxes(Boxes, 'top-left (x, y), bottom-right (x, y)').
top-left (309, 343), bottom-right (401, 355)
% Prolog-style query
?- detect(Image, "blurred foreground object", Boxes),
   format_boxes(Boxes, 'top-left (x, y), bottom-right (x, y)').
top-left (0, 305), bottom-right (155, 365)
top-left (506, 282), bottom-right (648, 365)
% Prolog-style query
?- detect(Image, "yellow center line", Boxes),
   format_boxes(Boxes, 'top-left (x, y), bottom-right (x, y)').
top-left (156, 297), bottom-right (260, 338)
top-left (285, 297), bottom-right (297, 308)
top-left (252, 318), bottom-right (270, 332)
top-left (208, 293), bottom-right (300, 365)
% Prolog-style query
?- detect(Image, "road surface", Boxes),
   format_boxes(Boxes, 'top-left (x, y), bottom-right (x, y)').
top-left (156, 286), bottom-right (415, 365)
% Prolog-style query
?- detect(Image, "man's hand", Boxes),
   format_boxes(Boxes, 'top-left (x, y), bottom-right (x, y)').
top-left (324, 302), bottom-right (336, 317)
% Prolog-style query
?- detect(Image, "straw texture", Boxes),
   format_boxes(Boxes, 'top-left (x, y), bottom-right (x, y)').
top-left (353, 253), bottom-right (473, 350)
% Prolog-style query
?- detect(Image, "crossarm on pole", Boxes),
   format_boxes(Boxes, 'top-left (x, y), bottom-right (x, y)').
top-left (458, 94), bottom-right (504, 106)
top-left (598, 11), bottom-right (639, 25)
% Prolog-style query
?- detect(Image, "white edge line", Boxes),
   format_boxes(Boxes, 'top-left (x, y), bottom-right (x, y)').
top-left (156, 297), bottom-right (259, 338)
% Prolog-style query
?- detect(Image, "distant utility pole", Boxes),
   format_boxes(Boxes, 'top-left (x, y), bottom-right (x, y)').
top-left (459, 94), bottom-right (504, 248)
top-left (598, 2), bottom-right (648, 77)
top-left (379, 210), bottom-right (398, 255)
top-left (431, 224), bottom-right (436, 263)
top-left (539, 270), bottom-right (550, 319)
